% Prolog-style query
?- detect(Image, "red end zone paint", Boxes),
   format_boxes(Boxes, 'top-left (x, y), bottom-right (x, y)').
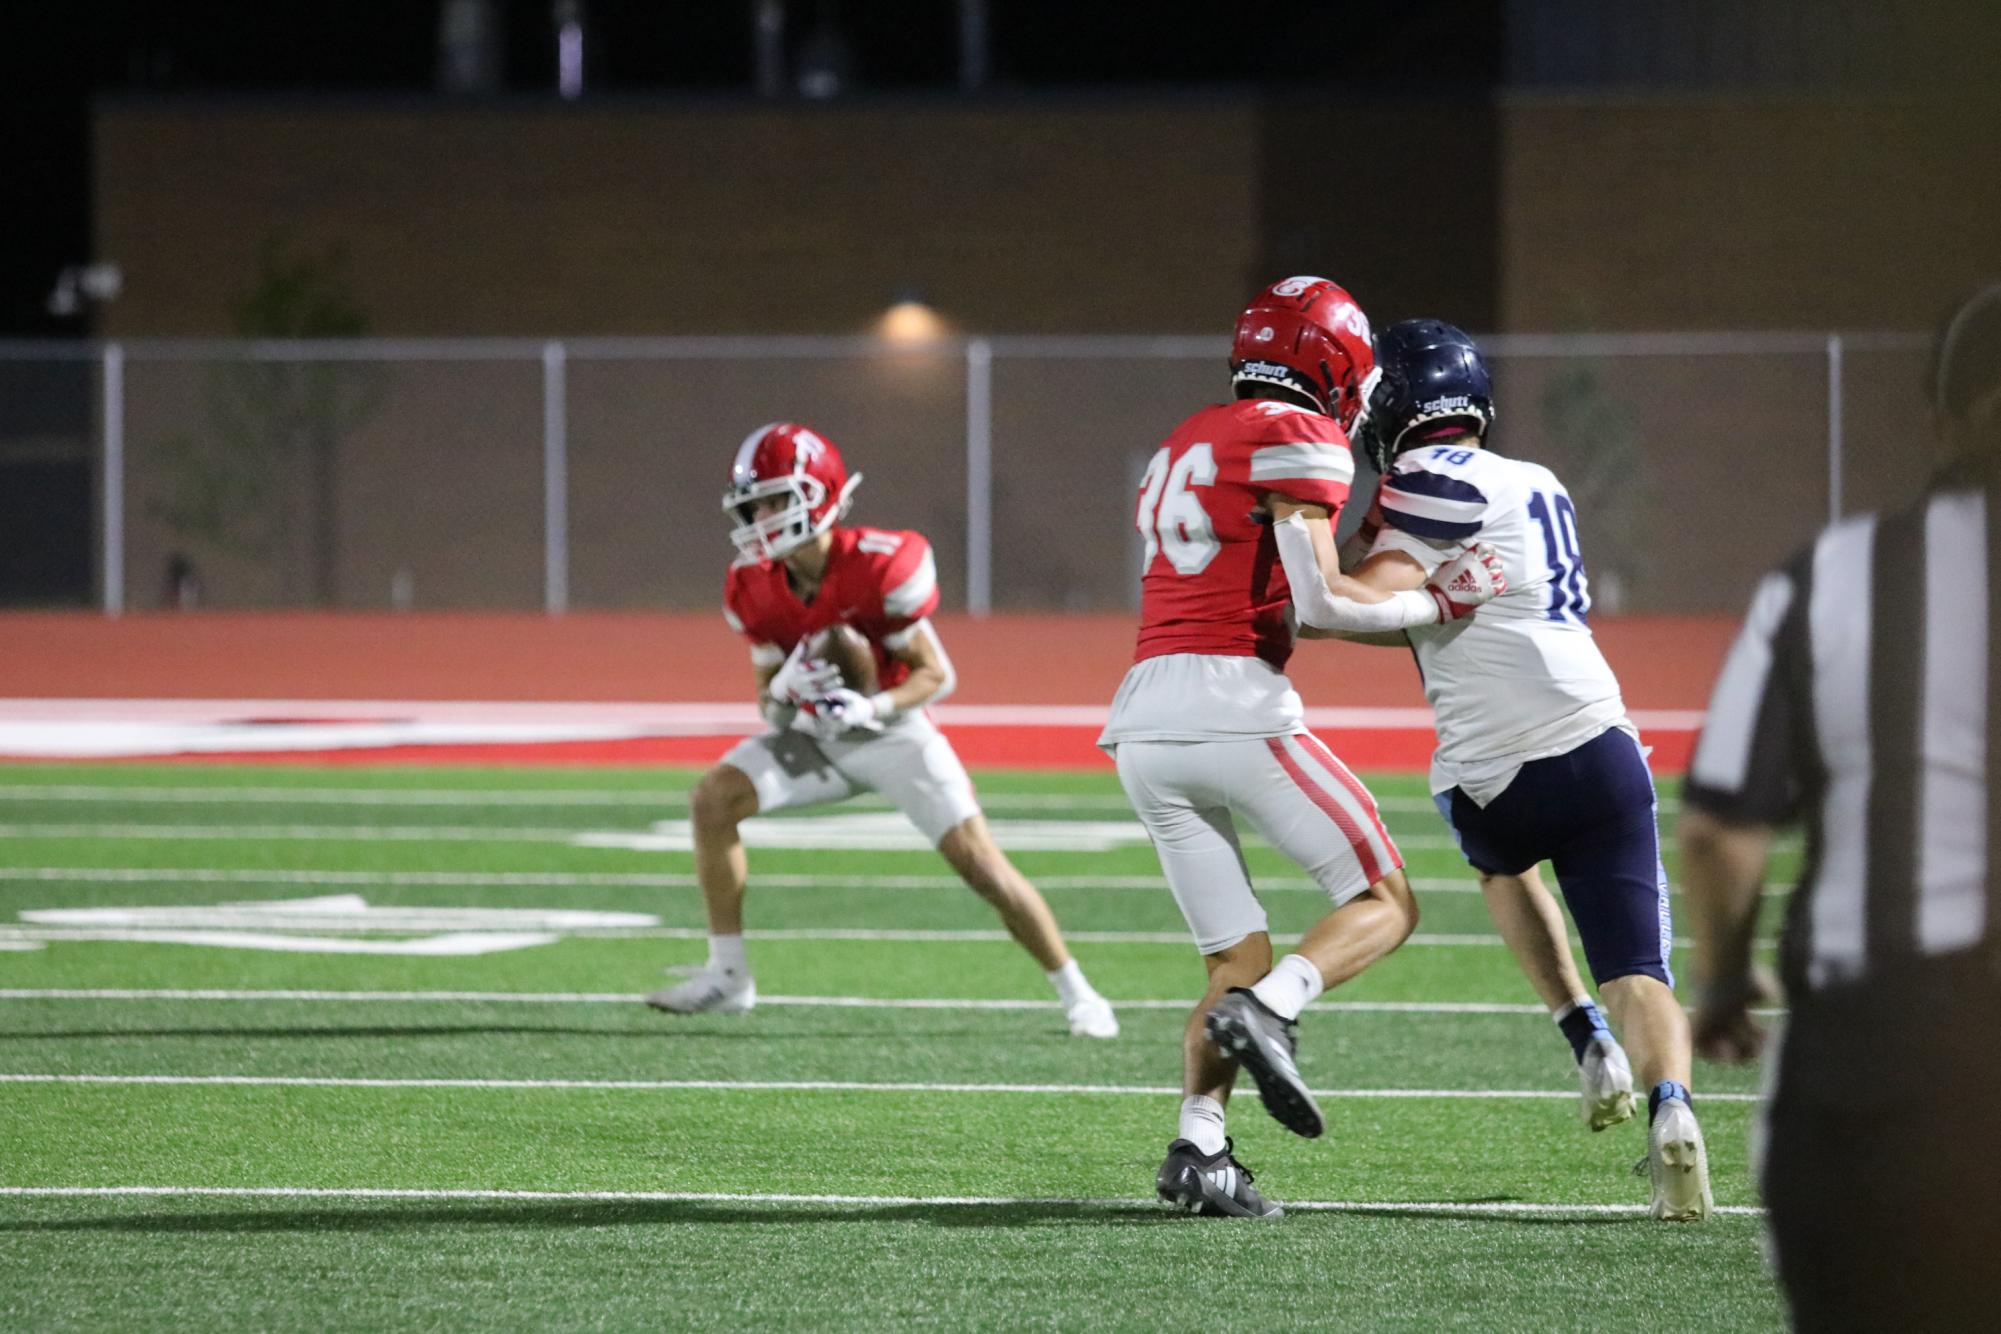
top-left (0, 611), bottom-right (1736, 708)
top-left (0, 611), bottom-right (1726, 772)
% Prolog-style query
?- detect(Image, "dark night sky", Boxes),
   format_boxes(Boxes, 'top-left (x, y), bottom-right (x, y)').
top-left (0, 0), bottom-right (1503, 336)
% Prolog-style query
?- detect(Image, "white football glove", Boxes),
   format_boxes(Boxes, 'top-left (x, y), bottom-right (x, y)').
top-left (811, 687), bottom-right (886, 737)
top-left (1422, 543), bottom-right (1507, 622)
top-left (768, 642), bottom-right (843, 708)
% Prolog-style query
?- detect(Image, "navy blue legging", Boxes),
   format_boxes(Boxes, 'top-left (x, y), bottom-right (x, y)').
top-left (1432, 726), bottom-right (1673, 986)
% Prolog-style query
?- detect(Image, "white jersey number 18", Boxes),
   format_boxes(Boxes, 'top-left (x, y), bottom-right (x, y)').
top-left (1526, 489), bottom-right (1590, 623)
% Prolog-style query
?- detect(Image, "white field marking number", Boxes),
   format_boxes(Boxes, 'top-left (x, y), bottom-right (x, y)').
top-left (0, 893), bottom-right (659, 956)
top-left (579, 811), bottom-right (1177, 854)
top-left (1136, 443), bottom-right (1220, 575)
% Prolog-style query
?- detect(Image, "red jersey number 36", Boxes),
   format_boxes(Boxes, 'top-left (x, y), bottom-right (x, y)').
top-left (1137, 443), bottom-right (1220, 576)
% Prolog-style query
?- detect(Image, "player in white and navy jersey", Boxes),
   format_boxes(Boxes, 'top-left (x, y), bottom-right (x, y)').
top-left (1103, 279), bottom-right (1507, 1217)
top-left (1276, 320), bottom-right (1711, 1220)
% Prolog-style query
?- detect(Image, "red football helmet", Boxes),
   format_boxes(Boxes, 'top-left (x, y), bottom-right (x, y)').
top-left (723, 422), bottom-right (862, 560)
top-left (1230, 276), bottom-right (1378, 431)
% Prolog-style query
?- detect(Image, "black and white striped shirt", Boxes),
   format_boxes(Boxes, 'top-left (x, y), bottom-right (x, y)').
top-left (1684, 472), bottom-right (2000, 997)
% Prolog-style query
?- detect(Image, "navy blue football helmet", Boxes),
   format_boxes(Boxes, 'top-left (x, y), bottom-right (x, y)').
top-left (1359, 319), bottom-right (1495, 473)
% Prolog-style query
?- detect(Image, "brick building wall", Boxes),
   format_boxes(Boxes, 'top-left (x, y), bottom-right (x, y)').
top-left (1499, 93), bottom-right (2001, 331)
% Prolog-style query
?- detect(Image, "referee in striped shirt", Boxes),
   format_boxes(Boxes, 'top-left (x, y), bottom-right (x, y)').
top-left (1679, 282), bottom-right (2001, 1331)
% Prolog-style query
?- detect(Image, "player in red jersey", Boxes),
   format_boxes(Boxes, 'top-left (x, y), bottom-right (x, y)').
top-left (645, 422), bottom-right (1118, 1039)
top-left (1103, 277), bottom-right (1505, 1215)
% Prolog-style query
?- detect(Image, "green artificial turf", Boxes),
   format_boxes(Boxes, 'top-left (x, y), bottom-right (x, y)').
top-left (0, 764), bottom-right (1789, 1330)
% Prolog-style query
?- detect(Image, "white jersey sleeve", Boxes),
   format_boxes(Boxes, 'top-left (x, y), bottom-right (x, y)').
top-left (1367, 446), bottom-right (1632, 804)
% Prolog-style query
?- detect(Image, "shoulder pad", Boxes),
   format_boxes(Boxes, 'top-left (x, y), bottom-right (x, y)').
top-left (876, 532), bottom-right (937, 620)
top-left (1380, 461), bottom-right (1491, 542)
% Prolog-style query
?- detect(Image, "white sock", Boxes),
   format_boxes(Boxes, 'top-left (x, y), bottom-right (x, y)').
top-left (1046, 959), bottom-right (1094, 1008)
top-left (707, 933), bottom-right (748, 977)
top-left (1178, 1095), bottom-right (1227, 1156)
top-left (1249, 953), bottom-right (1325, 1021)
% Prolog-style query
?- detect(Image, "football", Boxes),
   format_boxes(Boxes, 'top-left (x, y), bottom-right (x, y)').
top-left (810, 622), bottom-right (880, 696)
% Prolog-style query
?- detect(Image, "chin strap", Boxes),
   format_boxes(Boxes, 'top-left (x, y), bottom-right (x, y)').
top-left (834, 472), bottom-right (863, 520)
top-left (1348, 365), bottom-right (1382, 436)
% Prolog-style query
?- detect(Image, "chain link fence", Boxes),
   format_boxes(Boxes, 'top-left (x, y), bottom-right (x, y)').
top-left (0, 332), bottom-right (1929, 616)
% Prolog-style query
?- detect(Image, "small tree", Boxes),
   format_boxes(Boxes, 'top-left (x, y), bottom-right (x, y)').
top-left (150, 234), bottom-right (382, 605)
top-left (1530, 358), bottom-right (1652, 611)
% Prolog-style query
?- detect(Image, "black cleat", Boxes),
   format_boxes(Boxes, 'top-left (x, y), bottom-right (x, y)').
top-left (1155, 1138), bottom-right (1282, 1218)
top-left (1205, 988), bottom-right (1326, 1139)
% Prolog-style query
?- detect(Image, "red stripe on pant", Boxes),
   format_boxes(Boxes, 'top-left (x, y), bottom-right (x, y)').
top-left (1264, 735), bottom-right (1388, 886)
top-left (1296, 731), bottom-right (1402, 871)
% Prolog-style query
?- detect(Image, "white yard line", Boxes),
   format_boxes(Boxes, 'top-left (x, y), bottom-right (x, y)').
top-left (0, 924), bottom-right (1695, 948)
top-left (0, 987), bottom-right (1787, 1019)
top-left (0, 988), bottom-right (1550, 1013)
top-left (0, 822), bottom-right (1466, 851)
top-left (0, 882), bottom-right (1768, 949)
top-left (0, 1184), bottom-right (1762, 1217)
top-left (0, 866), bottom-right (1197, 889)
top-left (0, 784), bottom-right (699, 808)
top-left (0, 867), bottom-right (1496, 893)
top-left (0, 1072), bottom-right (1762, 1101)
top-left (0, 824), bottom-right (596, 843)
top-left (545, 927), bottom-right (1729, 949)
top-left (562, 928), bottom-right (1543, 946)
top-left (0, 784), bottom-right (1675, 819)
top-left (0, 867), bottom-right (1800, 898)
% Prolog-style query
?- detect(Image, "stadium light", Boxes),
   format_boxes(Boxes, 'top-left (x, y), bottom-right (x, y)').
top-left (876, 297), bottom-right (947, 345)
top-left (47, 262), bottom-right (123, 318)
top-left (554, 0), bottom-right (585, 98)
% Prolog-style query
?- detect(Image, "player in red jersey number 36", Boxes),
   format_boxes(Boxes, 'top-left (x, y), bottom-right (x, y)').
top-left (1101, 278), bottom-right (1505, 1215)
top-left (646, 422), bottom-right (1118, 1039)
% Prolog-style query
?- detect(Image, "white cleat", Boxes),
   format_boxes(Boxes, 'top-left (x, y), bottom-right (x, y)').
top-left (644, 965), bottom-right (756, 1015)
top-left (1645, 1098), bottom-right (1714, 1221)
top-left (1579, 1035), bottom-right (1636, 1131)
top-left (1065, 995), bottom-right (1120, 1039)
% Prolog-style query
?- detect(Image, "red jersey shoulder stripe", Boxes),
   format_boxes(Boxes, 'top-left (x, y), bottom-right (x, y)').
top-left (1248, 441), bottom-right (1355, 486)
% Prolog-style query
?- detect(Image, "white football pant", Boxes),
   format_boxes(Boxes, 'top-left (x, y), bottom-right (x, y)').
top-left (1115, 731), bottom-right (1402, 954)
top-left (720, 713), bottom-right (982, 846)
